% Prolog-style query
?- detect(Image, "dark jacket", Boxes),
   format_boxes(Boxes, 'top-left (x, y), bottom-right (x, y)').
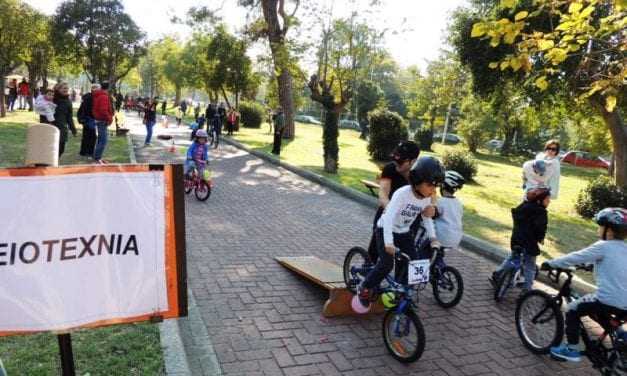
top-left (144, 102), bottom-right (157, 123)
top-left (510, 201), bottom-right (548, 256)
top-left (53, 95), bottom-right (77, 135)
top-left (92, 89), bottom-right (113, 124)
top-left (77, 93), bottom-right (94, 125)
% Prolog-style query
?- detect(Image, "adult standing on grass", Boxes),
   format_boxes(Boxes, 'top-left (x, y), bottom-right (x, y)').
top-left (161, 99), bottom-right (167, 115)
top-left (180, 100), bottom-right (188, 117)
top-left (52, 82), bottom-right (78, 157)
top-left (92, 82), bottom-right (114, 165)
top-left (194, 102), bottom-right (201, 121)
top-left (77, 83), bottom-right (100, 157)
top-left (7, 79), bottom-right (18, 112)
top-left (271, 106), bottom-right (285, 155)
top-left (366, 141), bottom-right (421, 263)
top-left (523, 139), bottom-right (561, 199)
top-left (144, 97), bottom-right (158, 146)
top-left (538, 139), bottom-right (561, 199)
top-left (18, 78), bottom-right (29, 110)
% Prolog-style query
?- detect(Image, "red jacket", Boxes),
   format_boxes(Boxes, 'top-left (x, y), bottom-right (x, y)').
top-left (18, 82), bottom-right (29, 96)
top-left (92, 89), bottom-right (113, 124)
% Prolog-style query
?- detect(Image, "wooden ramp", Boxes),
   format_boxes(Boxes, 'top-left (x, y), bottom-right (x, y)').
top-left (275, 256), bottom-right (384, 317)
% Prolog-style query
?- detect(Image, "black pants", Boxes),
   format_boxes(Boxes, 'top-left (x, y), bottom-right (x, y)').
top-left (80, 121), bottom-right (97, 156)
top-left (367, 207), bottom-right (385, 263)
top-left (272, 129), bottom-right (283, 155)
top-left (362, 229), bottom-right (417, 289)
top-left (565, 295), bottom-right (627, 345)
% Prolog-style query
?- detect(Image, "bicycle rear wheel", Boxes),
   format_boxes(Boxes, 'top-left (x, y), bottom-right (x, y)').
top-left (515, 290), bottom-right (563, 354)
top-left (432, 266), bottom-right (464, 308)
top-left (494, 269), bottom-right (514, 302)
top-left (342, 246), bottom-right (370, 294)
top-left (382, 307), bottom-right (426, 363)
top-left (195, 180), bottom-right (211, 201)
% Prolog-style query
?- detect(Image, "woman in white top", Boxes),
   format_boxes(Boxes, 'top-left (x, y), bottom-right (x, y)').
top-left (532, 139), bottom-right (561, 199)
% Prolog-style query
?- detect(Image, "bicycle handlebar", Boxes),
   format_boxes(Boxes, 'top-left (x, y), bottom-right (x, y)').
top-left (543, 264), bottom-right (593, 284)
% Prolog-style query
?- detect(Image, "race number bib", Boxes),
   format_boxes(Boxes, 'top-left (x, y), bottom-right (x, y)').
top-left (408, 259), bottom-right (431, 285)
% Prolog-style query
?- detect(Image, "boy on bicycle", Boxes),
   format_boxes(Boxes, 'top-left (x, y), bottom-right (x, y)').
top-left (185, 129), bottom-right (210, 181)
top-left (544, 207), bottom-right (627, 362)
top-left (356, 156), bottom-right (444, 309)
top-left (489, 187), bottom-right (551, 292)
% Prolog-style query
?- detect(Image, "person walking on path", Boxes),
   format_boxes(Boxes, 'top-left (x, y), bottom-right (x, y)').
top-left (7, 79), bottom-right (18, 112)
top-left (144, 97), bottom-right (158, 146)
top-left (52, 82), bottom-right (78, 157)
top-left (77, 83), bottom-right (100, 157)
top-left (92, 82), bottom-right (114, 164)
top-left (271, 106), bottom-right (285, 155)
top-left (115, 92), bottom-right (124, 112)
top-left (226, 108), bottom-right (237, 136)
top-left (18, 78), bottom-right (29, 110)
top-left (194, 102), bottom-right (201, 121)
top-left (161, 99), bottom-right (167, 115)
top-left (180, 100), bottom-right (188, 117)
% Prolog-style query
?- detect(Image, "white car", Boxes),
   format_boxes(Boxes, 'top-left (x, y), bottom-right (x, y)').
top-left (486, 139), bottom-right (504, 149)
top-left (339, 119), bottom-right (361, 130)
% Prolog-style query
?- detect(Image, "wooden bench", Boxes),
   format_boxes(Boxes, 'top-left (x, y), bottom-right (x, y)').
top-left (360, 179), bottom-right (380, 197)
top-left (275, 256), bottom-right (383, 317)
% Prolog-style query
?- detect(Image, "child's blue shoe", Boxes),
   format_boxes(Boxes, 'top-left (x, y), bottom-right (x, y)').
top-left (550, 344), bottom-right (581, 362)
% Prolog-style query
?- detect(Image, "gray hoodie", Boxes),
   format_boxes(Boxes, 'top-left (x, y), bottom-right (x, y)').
top-left (548, 240), bottom-right (627, 310)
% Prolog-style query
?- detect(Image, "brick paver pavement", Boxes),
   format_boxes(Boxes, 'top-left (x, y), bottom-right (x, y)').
top-left (127, 113), bottom-right (595, 375)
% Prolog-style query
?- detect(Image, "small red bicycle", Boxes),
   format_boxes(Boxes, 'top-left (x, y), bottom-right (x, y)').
top-left (184, 164), bottom-right (212, 201)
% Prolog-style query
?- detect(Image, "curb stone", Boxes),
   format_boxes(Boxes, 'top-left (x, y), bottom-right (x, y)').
top-left (222, 135), bottom-right (597, 295)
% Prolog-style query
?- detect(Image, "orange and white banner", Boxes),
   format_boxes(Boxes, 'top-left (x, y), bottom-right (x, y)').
top-left (0, 165), bottom-right (187, 335)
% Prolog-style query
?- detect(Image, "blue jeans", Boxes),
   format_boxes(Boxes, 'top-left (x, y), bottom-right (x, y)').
top-left (94, 121), bottom-right (108, 160)
top-left (145, 120), bottom-right (155, 144)
top-left (496, 249), bottom-right (536, 290)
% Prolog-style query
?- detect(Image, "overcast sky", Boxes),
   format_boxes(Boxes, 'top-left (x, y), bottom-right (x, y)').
top-left (25, 0), bottom-right (468, 71)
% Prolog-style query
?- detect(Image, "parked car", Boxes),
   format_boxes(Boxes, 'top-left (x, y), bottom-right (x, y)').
top-left (486, 139), bottom-right (504, 150)
top-left (295, 115), bottom-right (322, 125)
top-left (339, 119), bottom-right (361, 130)
top-left (561, 151), bottom-right (610, 169)
top-left (433, 133), bottom-right (462, 145)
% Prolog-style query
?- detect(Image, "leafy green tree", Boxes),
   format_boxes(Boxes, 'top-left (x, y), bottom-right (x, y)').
top-left (462, 0), bottom-right (626, 187)
top-left (0, 0), bottom-right (39, 117)
top-left (457, 95), bottom-right (498, 152)
top-left (53, 0), bottom-right (145, 90)
top-left (355, 80), bottom-right (384, 138)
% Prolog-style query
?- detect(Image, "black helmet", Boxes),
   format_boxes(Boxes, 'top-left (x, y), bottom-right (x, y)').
top-left (594, 208), bottom-right (627, 232)
top-left (409, 156), bottom-right (445, 186)
top-left (391, 141), bottom-right (420, 163)
top-left (443, 170), bottom-right (465, 191)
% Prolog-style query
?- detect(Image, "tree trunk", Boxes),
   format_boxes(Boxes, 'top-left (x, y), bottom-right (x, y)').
top-left (174, 85), bottom-right (181, 106)
top-left (590, 95), bottom-right (626, 189)
top-left (323, 109), bottom-right (340, 173)
top-left (220, 86), bottom-right (232, 108)
top-left (28, 69), bottom-right (37, 111)
top-left (261, 0), bottom-right (295, 140)
top-left (0, 76), bottom-right (6, 118)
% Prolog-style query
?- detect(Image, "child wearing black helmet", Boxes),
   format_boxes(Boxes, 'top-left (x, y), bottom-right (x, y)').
top-left (367, 141), bottom-right (421, 264)
top-left (435, 171), bottom-right (465, 250)
top-left (545, 207), bottom-right (627, 362)
top-left (356, 156), bottom-right (444, 309)
top-left (490, 187), bottom-right (551, 292)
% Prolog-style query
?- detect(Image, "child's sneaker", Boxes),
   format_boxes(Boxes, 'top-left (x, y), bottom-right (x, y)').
top-left (489, 272), bottom-right (499, 287)
top-left (357, 285), bottom-right (371, 308)
top-left (550, 344), bottom-right (581, 362)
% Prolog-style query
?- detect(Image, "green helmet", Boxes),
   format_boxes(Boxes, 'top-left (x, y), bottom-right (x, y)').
top-left (381, 292), bottom-right (397, 309)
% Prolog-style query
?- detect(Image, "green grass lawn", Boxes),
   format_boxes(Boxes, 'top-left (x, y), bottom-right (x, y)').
top-left (0, 110), bottom-right (164, 375)
top-left (231, 122), bottom-right (606, 261)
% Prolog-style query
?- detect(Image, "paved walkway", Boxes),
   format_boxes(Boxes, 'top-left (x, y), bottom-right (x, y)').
top-left (126, 113), bottom-right (593, 376)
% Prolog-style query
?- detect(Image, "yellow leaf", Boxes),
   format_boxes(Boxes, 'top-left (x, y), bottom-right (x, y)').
top-left (547, 48), bottom-right (568, 64)
top-left (490, 36), bottom-right (501, 47)
top-left (605, 96), bottom-right (617, 112)
top-left (568, 43), bottom-right (580, 52)
top-left (580, 5), bottom-right (595, 18)
top-left (500, 61), bottom-right (510, 70)
top-left (501, 0), bottom-right (517, 8)
top-left (489, 62), bottom-right (499, 69)
top-left (515, 11), bottom-right (529, 21)
top-left (510, 57), bottom-right (523, 71)
top-left (556, 21), bottom-right (572, 31)
top-left (504, 31), bottom-right (517, 44)
top-left (471, 23), bottom-right (487, 38)
top-left (535, 76), bottom-right (549, 91)
top-left (569, 2), bottom-right (583, 14)
top-left (538, 39), bottom-right (554, 50)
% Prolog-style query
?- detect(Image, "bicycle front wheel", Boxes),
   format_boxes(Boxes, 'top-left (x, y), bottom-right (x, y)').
top-left (342, 246), bottom-right (369, 294)
top-left (195, 180), bottom-right (212, 201)
top-left (432, 266), bottom-right (464, 308)
top-left (382, 308), bottom-right (426, 363)
top-left (515, 290), bottom-right (563, 354)
top-left (494, 269), bottom-right (514, 302)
